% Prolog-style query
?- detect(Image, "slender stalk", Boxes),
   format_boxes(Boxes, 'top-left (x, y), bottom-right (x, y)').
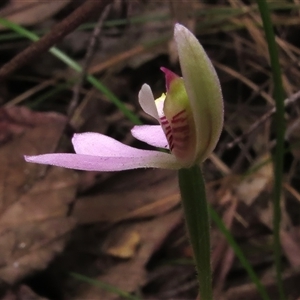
top-left (255, 1), bottom-right (285, 299)
top-left (178, 165), bottom-right (212, 300)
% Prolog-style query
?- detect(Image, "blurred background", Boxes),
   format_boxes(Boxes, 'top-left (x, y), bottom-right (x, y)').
top-left (0, 1), bottom-right (300, 299)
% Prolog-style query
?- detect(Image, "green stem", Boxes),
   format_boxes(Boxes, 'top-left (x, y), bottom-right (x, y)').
top-left (255, 2), bottom-right (285, 299)
top-left (178, 165), bottom-right (212, 300)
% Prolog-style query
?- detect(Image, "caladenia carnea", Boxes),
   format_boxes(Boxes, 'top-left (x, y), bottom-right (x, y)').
top-left (25, 24), bottom-right (223, 300)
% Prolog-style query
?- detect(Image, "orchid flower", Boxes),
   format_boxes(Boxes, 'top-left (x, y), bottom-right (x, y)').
top-left (24, 24), bottom-right (224, 300)
top-left (25, 24), bottom-right (223, 171)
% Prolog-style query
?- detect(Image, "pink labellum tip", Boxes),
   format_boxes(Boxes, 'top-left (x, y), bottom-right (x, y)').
top-left (160, 67), bottom-right (180, 91)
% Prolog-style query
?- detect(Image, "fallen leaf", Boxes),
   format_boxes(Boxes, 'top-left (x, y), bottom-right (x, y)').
top-left (236, 153), bottom-right (273, 206)
top-left (0, 0), bottom-right (72, 29)
top-left (0, 106), bottom-right (78, 283)
top-left (225, 268), bottom-right (300, 300)
top-left (280, 227), bottom-right (300, 268)
top-left (73, 209), bottom-right (182, 300)
top-left (235, 151), bottom-right (300, 272)
top-left (72, 169), bottom-right (180, 224)
top-left (102, 229), bottom-right (141, 259)
top-left (2, 284), bottom-right (48, 300)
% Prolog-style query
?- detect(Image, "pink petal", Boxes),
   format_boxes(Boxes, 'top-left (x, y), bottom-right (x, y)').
top-left (138, 84), bottom-right (159, 121)
top-left (131, 125), bottom-right (169, 149)
top-left (72, 132), bottom-right (147, 156)
top-left (24, 150), bottom-right (180, 171)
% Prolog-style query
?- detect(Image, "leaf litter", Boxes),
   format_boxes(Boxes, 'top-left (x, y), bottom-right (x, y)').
top-left (2, 284), bottom-right (48, 300)
top-left (0, 106), bottom-right (77, 284)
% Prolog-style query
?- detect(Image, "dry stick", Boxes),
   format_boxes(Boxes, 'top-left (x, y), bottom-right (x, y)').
top-left (227, 90), bottom-right (300, 149)
top-left (160, 280), bottom-right (198, 299)
top-left (0, 0), bottom-right (110, 81)
top-left (5, 78), bottom-right (56, 107)
top-left (231, 131), bottom-right (256, 172)
top-left (68, 4), bottom-right (111, 117)
top-left (88, 45), bottom-right (145, 75)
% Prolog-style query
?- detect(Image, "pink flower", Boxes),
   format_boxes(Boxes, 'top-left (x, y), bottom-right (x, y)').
top-left (25, 24), bottom-right (223, 171)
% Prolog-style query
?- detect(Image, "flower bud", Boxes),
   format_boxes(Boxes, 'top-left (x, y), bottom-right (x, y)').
top-left (174, 24), bottom-right (223, 164)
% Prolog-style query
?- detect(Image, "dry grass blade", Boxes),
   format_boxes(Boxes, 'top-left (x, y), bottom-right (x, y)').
top-left (5, 79), bottom-right (56, 107)
top-left (227, 90), bottom-right (300, 148)
top-left (213, 60), bottom-right (274, 104)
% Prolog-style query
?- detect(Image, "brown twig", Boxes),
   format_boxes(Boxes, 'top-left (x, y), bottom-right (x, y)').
top-left (68, 4), bottom-right (111, 117)
top-left (227, 90), bottom-right (300, 149)
top-left (0, 0), bottom-right (110, 81)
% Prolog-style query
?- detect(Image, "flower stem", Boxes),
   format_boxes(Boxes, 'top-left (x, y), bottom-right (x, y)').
top-left (178, 165), bottom-right (212, 300)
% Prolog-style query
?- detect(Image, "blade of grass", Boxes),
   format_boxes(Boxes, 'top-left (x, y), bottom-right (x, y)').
top-left (255, 1), bottom-right (286, 299)
top-left (0, 17), bottom-right (141, 125)
top-left (70, 273), bottom-right (141, 300)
